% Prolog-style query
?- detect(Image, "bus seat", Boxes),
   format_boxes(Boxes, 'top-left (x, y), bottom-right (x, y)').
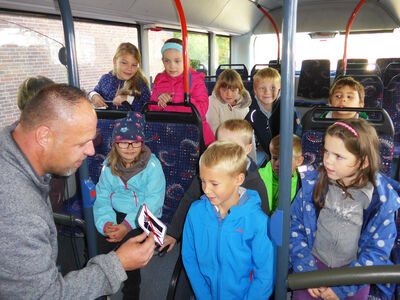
top-left (383, 74), bottom-right (400, 158)
top-left (301, 106), bottom-right (394, 177)
top-left (268, 59), bottom-right (281, 73)
top-left (383, 62), bottom-right (400, 87)
top-left (88, 103), bottom-right (205, 225)
top-left (216, 64), bottom-right (249, 81)
top-left (250, 64), bottom-right (270, 78)
top-left (297, 59), bottom-right (330, 99)
top-left (336, 58), bottom-right (368, 77)
top-left (376, 58), bottom-right (400, 78)
top-left (204, 76), bottom-right (217, 96)
top-left (196, 63), bottom-right (208, 75)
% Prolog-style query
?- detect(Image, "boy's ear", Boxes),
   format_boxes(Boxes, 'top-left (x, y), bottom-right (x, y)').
top-left (359, 102), bottom-right (365, 108)
top-left (235, 173), bottom-right (245, 187)
top-left (245, 143), bottom-right (253, 155)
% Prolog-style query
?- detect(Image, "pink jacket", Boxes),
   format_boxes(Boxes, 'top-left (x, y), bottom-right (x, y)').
top-left (150, 69), bottom-right (215, 146)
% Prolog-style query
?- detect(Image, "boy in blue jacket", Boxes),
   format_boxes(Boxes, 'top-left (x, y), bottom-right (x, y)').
top-left (182, 141), bottom-right (274, 300)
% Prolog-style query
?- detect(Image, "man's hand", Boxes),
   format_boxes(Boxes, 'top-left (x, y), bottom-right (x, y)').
top-left (116, 233), bottom-right (156, 271)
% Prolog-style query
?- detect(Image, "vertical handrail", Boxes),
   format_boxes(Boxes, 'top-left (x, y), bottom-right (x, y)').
top-left (275, 0), bottom-right (298, 299)
top-left (58, 0), bottom-right (98, 259)
top-left (256, 4), bottom-right (281, 62)
top-left (173, 0), bottom-right (191, 105)
top-left (342, 0), bottom-right (366, 73)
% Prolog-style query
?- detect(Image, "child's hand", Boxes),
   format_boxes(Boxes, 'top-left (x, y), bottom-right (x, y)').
top-left (91, 94), bottom-right (108, 108)
top-left (158, 234), bottom-right (176, 253)
top-left (320, 287), bottom-right (339, 300)
top-left (158, 93), bottom-right (174, 108)
top-left (113, 95), bottom-right (128, 106)
top-left (103, 221), bottom-right (116, 236)
top-left (307, 287), bottom-right (327, 298)
top-left (106, 224), bottom-right (129, 243)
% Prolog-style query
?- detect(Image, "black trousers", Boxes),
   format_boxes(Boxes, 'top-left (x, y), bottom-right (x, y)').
top-left (97, 211), bottom-right (143, 300)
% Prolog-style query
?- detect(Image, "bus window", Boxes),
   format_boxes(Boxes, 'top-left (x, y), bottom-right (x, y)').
top-left (254, 29), bottom-right (400, 72)
top-left (148, 29), bottom-right (209, 80)
top-left (0, 12), bottom-right (138, 128)
top-left (216, 35), bottom-right (230, 66)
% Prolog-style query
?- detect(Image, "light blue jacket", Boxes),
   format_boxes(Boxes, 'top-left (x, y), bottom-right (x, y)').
top-left (182, 189), bottom-right (274, 300)
top-left (290, 168), bottom-right (400, 299)
top-left (93, 153), bottom-right (165, 234)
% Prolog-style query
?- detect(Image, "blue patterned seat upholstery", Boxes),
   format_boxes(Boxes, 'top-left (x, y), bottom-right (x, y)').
top-left (376, 58), bottom-right (400, 78)
top-left (383, 74), bottom-right (400, 157)
top-left (87, 107), bottom-right (203, 225)
top-left (301, 107), bottom-right (394, 177)
top-left (383, 62), bottom-right (400, 87)
top-left (297, 59), bottom-right (330, 99)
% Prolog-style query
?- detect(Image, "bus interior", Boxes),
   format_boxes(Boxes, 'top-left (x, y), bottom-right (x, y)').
top-left (1, 0), bottom-right (400, 299)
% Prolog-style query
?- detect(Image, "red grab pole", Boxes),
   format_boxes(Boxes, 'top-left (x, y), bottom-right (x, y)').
top-left (173, 0), bottom-right (190, 104)
top-left (343, 0), bottom-right (366, 72)
top-left (256, 3), bottom-right (281, 62)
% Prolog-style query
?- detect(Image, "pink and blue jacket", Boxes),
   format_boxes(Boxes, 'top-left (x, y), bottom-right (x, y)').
top-left (150, 69), bottom-right (215, 145)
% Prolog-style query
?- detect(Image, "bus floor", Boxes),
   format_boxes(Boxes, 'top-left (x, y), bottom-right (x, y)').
top-left (57, 234), bottom-right (190, 300)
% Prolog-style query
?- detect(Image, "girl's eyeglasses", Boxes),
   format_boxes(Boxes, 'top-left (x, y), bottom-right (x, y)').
top-left (117, 141), bottom-right (142, 149)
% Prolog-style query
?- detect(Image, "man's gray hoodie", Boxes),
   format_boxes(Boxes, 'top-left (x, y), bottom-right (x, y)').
top-left (0, 123), bottom-right (127, 299)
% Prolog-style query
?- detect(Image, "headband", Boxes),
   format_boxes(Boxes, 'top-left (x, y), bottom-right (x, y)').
top-left (161, 42), bottom-right (183, 55)
top-left (334, 121), bottom-right (358, 137)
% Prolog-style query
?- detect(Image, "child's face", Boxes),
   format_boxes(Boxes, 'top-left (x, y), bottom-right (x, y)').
top-left (254, 78), bottom-right (280, 109)
top-left (115, 141), bottom-right (142, 166)
top-left (323, 134), bottom-right (366, 186)
top-left (270, 145), bottom-right (304, 177)
top-left (162, 49), bottom-right (184, 77)
top-left (329, 85), bottom-right (363, 119)
top-left (216, 128), bottom-right (252, 155)
top-left (200, 165), bottom-right (244, 213)
top-left (113, 54), bottom-right (138, 81)
top-left (219, 87), bottom-right (240, 104)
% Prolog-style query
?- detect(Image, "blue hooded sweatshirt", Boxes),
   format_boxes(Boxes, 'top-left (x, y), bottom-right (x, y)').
top-left (182, 189), bottom-right (274, 300)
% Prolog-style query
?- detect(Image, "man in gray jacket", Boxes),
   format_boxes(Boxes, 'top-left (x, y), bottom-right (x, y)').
top-left (0, 84), bottom-right (155, 299)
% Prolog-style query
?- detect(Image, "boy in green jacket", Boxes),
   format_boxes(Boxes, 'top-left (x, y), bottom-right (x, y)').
top-left (259, 134), bottom-right (304, 214)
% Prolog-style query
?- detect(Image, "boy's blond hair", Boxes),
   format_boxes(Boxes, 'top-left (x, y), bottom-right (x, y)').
top-left (199, 141), bottom-right (247, 176)
top-left (270, 134), bottom-right (302, 157)
top-left (329, 77), bottom-right (365, 105)
top-left (17, 76), bottom-right (55, 111)
top-left (213, 69), bottom-right (245, 98)
top-left (215, 119), bottom-right (253, 145)
top-left (253, 67), bottom-right (281, 88)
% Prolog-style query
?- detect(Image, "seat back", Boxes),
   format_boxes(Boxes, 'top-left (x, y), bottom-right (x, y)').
top-left (250, 64), bottom-right (270, 78)
top-left (87, 102), bottom-right (205, 224)
top-left (334, 75), bottom-right (384, 117)
top-left (383, 62), bottom-right (400, 87)
top-left (297, 59), bottom-right (330, 99)
top-left (336, 58), bottom-right (369, 78)
top-left (375, 58), bottom-right (400, 78)
top-left (383, 74), bottom-right (400, 157)
top-left (301, 106), bottom-right (394, 176)
top-left (215, 64), bottom-right (249, 81)
top-left (204, 76), bottom-right (217, 96)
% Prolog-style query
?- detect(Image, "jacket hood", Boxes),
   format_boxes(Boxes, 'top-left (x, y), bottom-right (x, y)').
top-left (212, 89), bottom-right (252, 109)
top-left (200, 189), bottom-right (262, 221)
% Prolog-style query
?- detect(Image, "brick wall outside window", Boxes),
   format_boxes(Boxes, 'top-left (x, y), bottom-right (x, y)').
top-left (0, 12), bottom-right (138, 128)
